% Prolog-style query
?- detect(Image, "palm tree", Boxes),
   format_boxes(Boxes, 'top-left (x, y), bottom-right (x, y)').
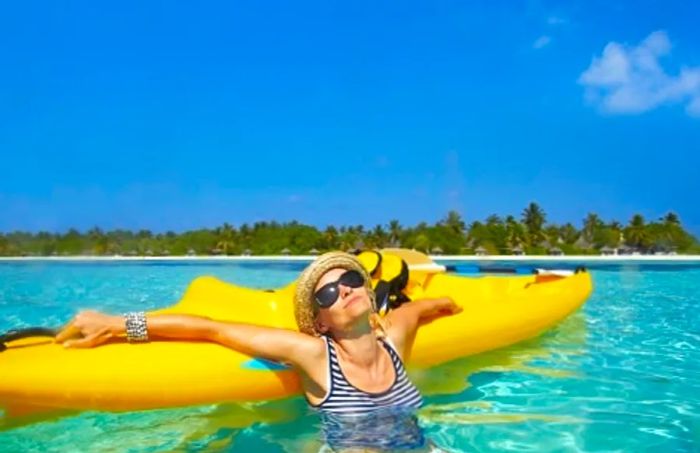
top-left (652, 212), bottom-right (682, 251)
top-left (486, 214), bottom-right (502, 226)
top-left (239, 223), bottom-right (250, 236)
top-left (582, 213), bottom-right (602, 243)
top-left (442, 211), bottom-right (466, 236)
top-left (371, 224), bottom-right (388, 248)
top-left (521, 202), bottom-right (546, 245)
top-left (544, 225), bottom-right (562, 244)
top-left (339, 226), bottom-right (362, 252)
top-left (482, 214), bottom-right (507, 251)
top-left (323, 226), bottom-right (339, 250)
top-left (237, 223), bottom-right (251, 249)
top-left (414, 233), bottom-right (430, 253)
top-left (505, 215), bottom-right (527, 247)
top-left (344, 225), bottom-right (364, 239)
top-left (663, 212), bottom-right (680, 225)
top-left (0, 234), bottom-right (8, 255)
top-left (415, 221), bottom-right (429, 232)
top-left (216, 222), bottom-right (236, 255)
top-left (625, 214), bottom-right (650, 249)
top-left (88, 227), bottom-right (108, 255)
top-left (388, 219), bottom-right (402, 246)
top-left (607, 220), bottom-right (623, 247)
top-left (87, 227), bottom-right (103, 239)
top-left (559, 223), bottom-right (580, 245)
top-left (466, 220), bottom-right (482, 243)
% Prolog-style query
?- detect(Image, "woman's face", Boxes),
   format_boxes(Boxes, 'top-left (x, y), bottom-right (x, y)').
top-left (313, 267), bottom-right (372, 335)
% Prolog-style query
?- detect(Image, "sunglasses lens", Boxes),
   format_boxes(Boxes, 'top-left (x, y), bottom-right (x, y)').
top-left (315, 285), bottom-right (339, 308)
top-left (340, 270), bottom-right (365, 288)
top-left (313, 270), bottom-right (366, 308)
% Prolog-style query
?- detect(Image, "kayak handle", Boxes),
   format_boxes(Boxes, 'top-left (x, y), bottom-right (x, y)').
top-left (0, 327), bottom-right (57, 352)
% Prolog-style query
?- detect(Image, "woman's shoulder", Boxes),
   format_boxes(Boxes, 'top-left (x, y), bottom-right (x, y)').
top-left (294, 333), bottom-right (328, 357)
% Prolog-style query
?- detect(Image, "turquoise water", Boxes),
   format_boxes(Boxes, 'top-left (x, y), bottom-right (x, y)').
top-left (0, 260), bottom-right (699, 452)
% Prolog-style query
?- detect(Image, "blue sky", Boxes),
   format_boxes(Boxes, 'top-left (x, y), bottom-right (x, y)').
top-left (1, 1), bottom-right (699, 235)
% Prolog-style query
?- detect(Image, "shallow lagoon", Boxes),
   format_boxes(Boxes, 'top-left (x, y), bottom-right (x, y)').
top-left (1, 260), bottom-right (698, 452)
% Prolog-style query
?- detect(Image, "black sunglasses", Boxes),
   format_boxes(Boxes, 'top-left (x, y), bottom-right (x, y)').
top-left (314, 270), bottom-right (366, 308)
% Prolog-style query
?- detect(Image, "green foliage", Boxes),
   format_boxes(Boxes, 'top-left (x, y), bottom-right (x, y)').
top-left (521, 202), bottom-right (546, 245)
top-left (559, 223), bottom-right (580, 245)
top-left (1, 207), bottom-right (697, 256)
top-left (582, 213), bottom-right (603, 243)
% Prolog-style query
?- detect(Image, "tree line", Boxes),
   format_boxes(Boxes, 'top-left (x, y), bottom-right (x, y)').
top-left (0, 203), bottom-right (697, 256)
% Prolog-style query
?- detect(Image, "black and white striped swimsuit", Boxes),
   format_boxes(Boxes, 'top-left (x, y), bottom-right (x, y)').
top-left (310, 335), bottom-right (423, 415)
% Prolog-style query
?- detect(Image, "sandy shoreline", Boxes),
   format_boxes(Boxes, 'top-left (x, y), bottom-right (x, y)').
top-left (1, 255), bottom-right (699, 262)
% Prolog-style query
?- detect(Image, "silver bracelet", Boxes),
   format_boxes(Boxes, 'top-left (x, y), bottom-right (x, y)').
top-left (124, 311), bottom-right (149, 342)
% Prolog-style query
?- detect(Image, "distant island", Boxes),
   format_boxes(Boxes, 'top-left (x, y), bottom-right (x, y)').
top-left (1, 203), bottom-right (698, 257)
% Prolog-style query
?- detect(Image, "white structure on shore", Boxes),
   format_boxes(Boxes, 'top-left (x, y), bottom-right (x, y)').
top-left (600, 246), bottom-right (616, 256)
top-left (510, 245), bottom-right (525, 256)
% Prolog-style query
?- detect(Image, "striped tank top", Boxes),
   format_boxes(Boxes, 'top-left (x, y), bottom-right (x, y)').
top-left (310, 335), bottom-right (423, 415)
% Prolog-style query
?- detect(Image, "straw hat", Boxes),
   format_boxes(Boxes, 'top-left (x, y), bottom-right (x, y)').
top-left (294, 251), bottom-right (376, 336)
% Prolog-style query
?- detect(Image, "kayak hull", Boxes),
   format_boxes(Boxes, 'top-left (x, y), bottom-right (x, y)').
top-left (0, 270), bottom-right (592, 412)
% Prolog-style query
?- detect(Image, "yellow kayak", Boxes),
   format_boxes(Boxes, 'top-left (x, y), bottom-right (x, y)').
top-left (0, 252), bottom-right (592, 414)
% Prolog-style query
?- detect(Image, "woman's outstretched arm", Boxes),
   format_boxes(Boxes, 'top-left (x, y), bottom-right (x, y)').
top-left (55, 310), bottom-right (324, 369)
top-left (384, 298), bottom-right (462, 361)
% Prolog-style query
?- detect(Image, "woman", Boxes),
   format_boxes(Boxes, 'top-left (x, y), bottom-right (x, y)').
top-left (56, 252), bottom-right (461, 451)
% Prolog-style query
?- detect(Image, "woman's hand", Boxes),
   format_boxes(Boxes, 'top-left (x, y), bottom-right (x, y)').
top-left (386, 297), bottom-right (463, 361)
top-left (417, 297), bottom-right (463, 325)
top-left (55, 310), bottom-right (125, 348)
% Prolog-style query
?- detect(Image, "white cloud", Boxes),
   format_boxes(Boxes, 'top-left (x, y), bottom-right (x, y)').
top-left (688, 96), bottom-right (700, 117)
top-left (533, 35), bottom-right (552, 50)
top-left (578, 30), bottom-right (700, 117)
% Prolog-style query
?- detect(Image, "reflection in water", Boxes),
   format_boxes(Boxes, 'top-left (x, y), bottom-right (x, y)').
top-left (320, 407), bottom-right (426, 451)
top-left (412, 311), bottom-right (587, 399)
top-left (413, 311), bottom-right (588, 438)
